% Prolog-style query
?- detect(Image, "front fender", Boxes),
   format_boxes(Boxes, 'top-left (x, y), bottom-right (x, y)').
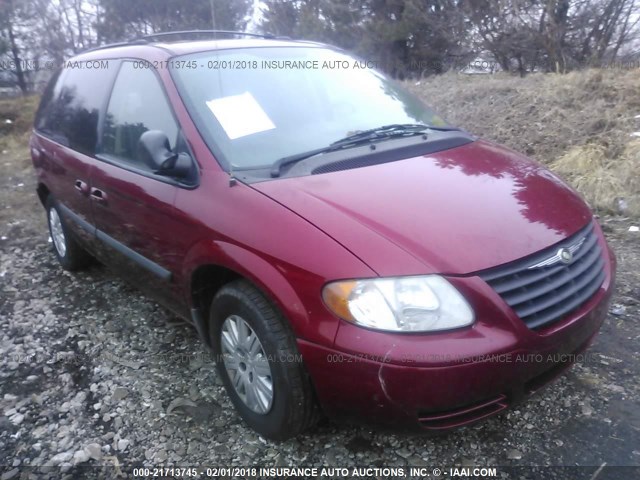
top-left (182, 239), bottom-right (334, 345)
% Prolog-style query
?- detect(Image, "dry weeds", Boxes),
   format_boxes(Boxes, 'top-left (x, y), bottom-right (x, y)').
top-left (0, 95), bottom-right (38, 158)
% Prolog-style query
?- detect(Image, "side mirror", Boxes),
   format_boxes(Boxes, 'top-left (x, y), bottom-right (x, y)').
top-left (137, 130), bottom-right (192, 178)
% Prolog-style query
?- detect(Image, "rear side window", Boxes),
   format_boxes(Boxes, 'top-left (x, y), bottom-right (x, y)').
top-left (34, 70), bottom-right (63, 135)
top-left (36, 60), bottom-right (118, 155)
top-left (100, 62), bottom-right (178, 171)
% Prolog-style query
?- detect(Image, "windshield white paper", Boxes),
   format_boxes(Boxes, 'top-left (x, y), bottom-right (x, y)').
top-left (206, 92), bottom-right (276, 140)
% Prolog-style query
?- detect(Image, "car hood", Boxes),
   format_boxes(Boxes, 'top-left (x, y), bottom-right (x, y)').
top-left (253, 139), bottom-right (593, 276)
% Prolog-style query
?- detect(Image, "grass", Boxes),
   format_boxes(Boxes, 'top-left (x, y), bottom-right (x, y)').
top-left (0, 95), bottom-right (39, 154)
top-left (552, 140), bottom-right (640, 216)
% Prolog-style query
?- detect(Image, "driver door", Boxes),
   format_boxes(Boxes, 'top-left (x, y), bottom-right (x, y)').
top-left (91, 61), bottom-right (188, 314)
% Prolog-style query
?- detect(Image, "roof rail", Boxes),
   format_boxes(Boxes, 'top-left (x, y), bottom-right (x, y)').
top-left (81, 39), bottom-right (147, 54)
top-left (139, 30), bottom-right (276, 42)
top-left (79, 30), bottom-right (279, 55)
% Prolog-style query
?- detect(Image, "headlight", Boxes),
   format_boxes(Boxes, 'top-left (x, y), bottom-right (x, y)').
top-left (322, 276), bottom-right (474, 332)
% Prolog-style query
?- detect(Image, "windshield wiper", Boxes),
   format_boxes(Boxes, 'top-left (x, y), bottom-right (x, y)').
top-left (331, 123), bottom-right (460, 145)
top-left (330, 123), bottom-right (427, 145)
top-left (270, 145), bottom-right (346, 178)
top-left (270, 123), bottom-right (455, 178)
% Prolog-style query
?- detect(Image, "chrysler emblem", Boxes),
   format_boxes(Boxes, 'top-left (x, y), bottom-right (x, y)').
top-left (558, 247), bottom-right (573, 264)
top-left (527, 237), bottom-right (585, 269)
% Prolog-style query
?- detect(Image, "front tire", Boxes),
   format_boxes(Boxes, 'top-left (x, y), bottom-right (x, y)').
top-left (45, 196), bottom-right (92, 271)
top-left (209, 280), bottom-right (318, 440)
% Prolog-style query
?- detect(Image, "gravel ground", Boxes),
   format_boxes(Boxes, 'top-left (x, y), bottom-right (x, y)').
top-left (1, 148), bottom-right (639, 480)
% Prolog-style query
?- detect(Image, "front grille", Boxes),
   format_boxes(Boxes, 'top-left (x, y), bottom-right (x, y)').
top-left (480, 222), bottom-right (605, 330)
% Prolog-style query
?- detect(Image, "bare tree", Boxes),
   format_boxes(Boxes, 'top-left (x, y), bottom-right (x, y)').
top-left (0, 0), bottom-right (30, 93)
top-left (464, 0), bottom-right (640, 74)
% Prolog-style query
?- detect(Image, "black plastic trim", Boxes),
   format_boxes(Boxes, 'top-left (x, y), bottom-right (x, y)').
top-left (58, 203), bottom-right (172, 282)
top-left (525, 270), bottom-right (606, 329)
top-left (481, 222), bottom-right (595, 282)
top-left (502, 246), bottom-right (603, 306)
top-left (310, 135), bottom-right (473, 175)
top-left (58, 203), bottom-right (95, 234)
top-left (95, 152), bottom-right (199, 190)
top-left (190, 307), bottom-right (209, 346)
top-left (480, 221), bottom-right (606, 330)
top-left (96, 230), bottom-right (172, 281)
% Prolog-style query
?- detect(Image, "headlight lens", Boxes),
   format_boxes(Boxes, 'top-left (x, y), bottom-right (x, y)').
top-left (322, 276), bottom-right (474, 332)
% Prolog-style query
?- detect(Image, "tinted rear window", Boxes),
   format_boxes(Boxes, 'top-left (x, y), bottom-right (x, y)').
top-left (35, 60), bottom-right (118, 155)
top-left (34, 70), bottom-right (63, 134)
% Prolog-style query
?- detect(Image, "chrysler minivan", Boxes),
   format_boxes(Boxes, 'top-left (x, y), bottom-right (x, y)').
top-left (30, 31), bottom-right (616, 440)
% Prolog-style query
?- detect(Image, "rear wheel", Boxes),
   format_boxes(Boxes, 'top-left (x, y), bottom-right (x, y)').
top-left (45, 196), bottom-right (92, 271)
top-left (209, 280), bottom-right (318, 440)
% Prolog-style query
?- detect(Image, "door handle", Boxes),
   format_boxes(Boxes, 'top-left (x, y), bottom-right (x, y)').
top-left (90, 187), bottom-right (107, 204)
top-left (74, 179), bottom-right (89, 194)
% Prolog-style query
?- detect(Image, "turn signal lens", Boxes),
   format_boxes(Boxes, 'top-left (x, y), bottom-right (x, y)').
top-left (322, 281), bottom-right (357, 322)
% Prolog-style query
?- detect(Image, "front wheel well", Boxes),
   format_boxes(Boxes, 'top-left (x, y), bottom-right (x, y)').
top-left (36, 183), bottom-right (50, 206)
top-left (190, 264), bottom-right (323, 428)
top-left (190, 264), bottom-right (241, 344)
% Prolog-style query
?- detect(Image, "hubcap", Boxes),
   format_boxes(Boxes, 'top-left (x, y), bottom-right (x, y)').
top-left (220, 315), bottom-right (273, 414)
top-left (49, 208), bottom-right (66, 257)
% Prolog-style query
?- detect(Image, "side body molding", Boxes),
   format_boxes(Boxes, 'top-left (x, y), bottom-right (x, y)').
top-left (58, 202), bottom-right (172, 281)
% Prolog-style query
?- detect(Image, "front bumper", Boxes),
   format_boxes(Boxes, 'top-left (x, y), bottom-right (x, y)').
top-left (298, 233), bottom-right (616, 430)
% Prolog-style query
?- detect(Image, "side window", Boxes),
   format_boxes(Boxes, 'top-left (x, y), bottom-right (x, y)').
top-left (34, 69), bottom-right (63, 134)
top-left (36, 60), bottom-right (117, 155)
top-left (101, 62), bottom-right (179, 170)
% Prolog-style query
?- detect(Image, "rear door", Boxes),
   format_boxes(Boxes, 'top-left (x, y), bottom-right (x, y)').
top-left (32, 61), bottom-right (119, 248)
top-left (91, 61), bottom-right (193, 314)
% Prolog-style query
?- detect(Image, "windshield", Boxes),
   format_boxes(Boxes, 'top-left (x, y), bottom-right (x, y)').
top-left (170, 46), bottom-right (449, 170)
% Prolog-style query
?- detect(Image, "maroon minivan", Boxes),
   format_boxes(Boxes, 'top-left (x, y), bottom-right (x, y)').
top-left (30, 31), bottom-right (615, 440)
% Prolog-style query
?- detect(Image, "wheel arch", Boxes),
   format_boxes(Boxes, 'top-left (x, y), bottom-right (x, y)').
top-left (36, 182), bottom-right (51, 207)
top-left (185, 240), bottom-right (311, 347)
top-left (190, 263), bottom-right (241, 344)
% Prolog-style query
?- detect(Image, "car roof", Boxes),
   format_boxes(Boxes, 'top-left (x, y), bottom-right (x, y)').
top-left (72, 33), bottom-right (329, 62)
top-left (157, 38), bottom-right (324, 55)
